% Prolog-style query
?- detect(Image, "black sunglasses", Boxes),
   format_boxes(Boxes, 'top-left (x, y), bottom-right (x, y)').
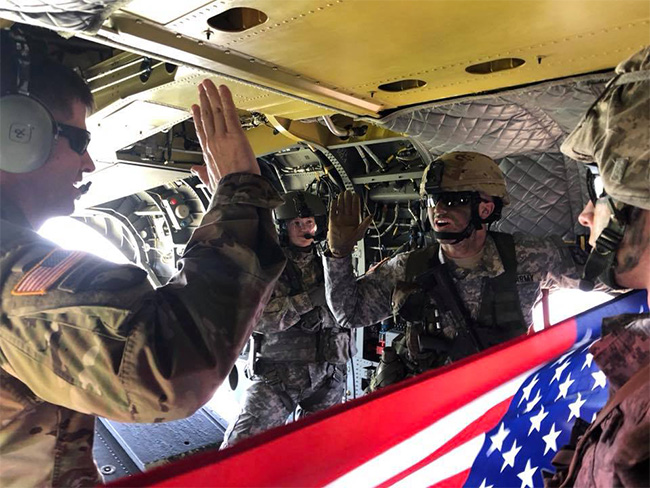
top-left (425, 191), bottom-right (477, 208)
top-left (56, 122), bottom-right (91, 155)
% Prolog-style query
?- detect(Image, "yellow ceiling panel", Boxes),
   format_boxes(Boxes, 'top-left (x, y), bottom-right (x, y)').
top-left (141, 69), bottom-right (336, 119)
top-left (101, 0), bottom-right (649, 117)
top-left (159, 0), bottom-right (649, 108)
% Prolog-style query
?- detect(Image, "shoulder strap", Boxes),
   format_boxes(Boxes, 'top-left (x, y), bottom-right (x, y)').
top-left (478, 232), bottom-right (526, 335)
top-left (283, 253), bottom-right (304, 295)
top-left (404, 244), bottom-right (440, 283)
top-left (490, 232), bottom-right (517, 273)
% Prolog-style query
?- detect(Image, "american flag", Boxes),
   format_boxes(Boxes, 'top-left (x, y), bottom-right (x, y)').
top-left (112, 290), bottom-right (648, 488)
top-left (12, 249), bottom-right (84, 296)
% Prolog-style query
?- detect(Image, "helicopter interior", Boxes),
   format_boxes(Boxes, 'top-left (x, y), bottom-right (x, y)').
top-left (0, 0), bottom-right (648, 481)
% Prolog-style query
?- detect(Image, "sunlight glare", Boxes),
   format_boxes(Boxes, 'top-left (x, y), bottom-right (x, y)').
top-left (532, 289), bottom-right (612, 331)
top-left (38, 217), bottom-right (129, 264)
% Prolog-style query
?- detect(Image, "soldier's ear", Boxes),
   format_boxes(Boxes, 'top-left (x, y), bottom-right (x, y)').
top-left (479, 200), bottom-right (495, 218)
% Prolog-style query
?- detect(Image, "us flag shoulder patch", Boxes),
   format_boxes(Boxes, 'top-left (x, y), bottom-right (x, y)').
top-left (12, 249), bottom-right (85, 296)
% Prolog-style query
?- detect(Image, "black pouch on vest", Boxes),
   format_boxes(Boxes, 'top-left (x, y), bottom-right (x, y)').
top-left (319, 328), bottom-right (351, 364)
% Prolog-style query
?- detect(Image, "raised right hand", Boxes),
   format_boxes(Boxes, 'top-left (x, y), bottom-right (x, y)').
top-left (190, 80), bottom-right (259, 192)
top-left (328, 191), bottom-right (373, 258)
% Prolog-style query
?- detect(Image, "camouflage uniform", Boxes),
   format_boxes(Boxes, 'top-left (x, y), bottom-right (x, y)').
top-left (544, 314), bottom-right (650, 487)
top-left (324, 232), bottom-right (580, 377)
top-left (222, 245), bottom-right (353, 447)
top-left (0, 173), bottom-right (286, 487)
top-left (547, 46), bottom-right (650, 488)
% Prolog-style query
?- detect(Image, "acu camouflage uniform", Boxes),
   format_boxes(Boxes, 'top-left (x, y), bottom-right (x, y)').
top-left (324, 231), bottom-right (581, 381)
top-left (0, 173), bottom-right (285, 487)
top-left (222, 245), bottom-right (354, 447)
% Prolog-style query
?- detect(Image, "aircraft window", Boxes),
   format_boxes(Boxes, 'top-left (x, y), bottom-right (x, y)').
top-left (531, 289), bottom-right (612, 332)
top-left (378, 79), bottom-right (427, 92)
top-left (39, 217), bottom-right (130, 264)
top-left (207, 7), bottom-right (268, 33)
top-left (465, 57), bottom-right (525, 75)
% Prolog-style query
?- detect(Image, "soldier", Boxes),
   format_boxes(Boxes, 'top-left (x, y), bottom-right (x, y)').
top-left (222, 191), bottom-right (354, 447)
top-left (325, 152), bottom-right (582, 390)
top-left (0, 51), bottom-right (285, 486)
top-left (544, 46), bottom-right (649, 488)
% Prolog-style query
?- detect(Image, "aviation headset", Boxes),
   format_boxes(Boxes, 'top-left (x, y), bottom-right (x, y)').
top-left (0, 31), bottom-right (91, 174)
top-left (274, 191), bottom-right (328, 245)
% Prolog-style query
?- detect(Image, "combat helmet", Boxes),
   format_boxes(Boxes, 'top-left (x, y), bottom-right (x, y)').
top-left (562, 46), bottom-right (650, 211)
top-left (274, 191), bottom-right (327, 244)
top-left (420, 151), bottom-right (509, 243)
top-left (561, 46), bottom-right (650, 290)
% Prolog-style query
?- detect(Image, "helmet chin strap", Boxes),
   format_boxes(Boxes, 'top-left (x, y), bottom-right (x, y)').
top-left (432, 222), bottom-right (477, 244)
top-left (432, 201), bottom-right (484, 244)
top-left (579, 199), bottom-right (627, 291)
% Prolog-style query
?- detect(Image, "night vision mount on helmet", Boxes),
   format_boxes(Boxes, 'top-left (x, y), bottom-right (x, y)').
top-left (419, 151), bottom-right (509, 244)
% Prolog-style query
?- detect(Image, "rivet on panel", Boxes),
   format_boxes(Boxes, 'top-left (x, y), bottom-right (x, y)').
top-left (176, 33), bottom-right (182, 38)
top-left (198, 41), bottom-right (204, 46)
top-left (136, 19), bottom-right (143, 24)
top-left (224, 50), bottom-right (231, 54)
top-left (309, 10), bottom-right (315, 14)
top-left (249, 58), bottom-right (255, 63)
top-left (318, 7), bottom-right (324, 10)
top-left (272, 66), bottom-right (278, 70)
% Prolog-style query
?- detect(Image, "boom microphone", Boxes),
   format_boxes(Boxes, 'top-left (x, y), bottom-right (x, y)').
top-left (79, 181), bottom-right (92, 195)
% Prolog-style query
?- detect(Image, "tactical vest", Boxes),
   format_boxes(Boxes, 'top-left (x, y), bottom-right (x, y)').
top-left (256, 250), bottom-right (352, 366)
top-left (394, 232), bottom-right (526, 370)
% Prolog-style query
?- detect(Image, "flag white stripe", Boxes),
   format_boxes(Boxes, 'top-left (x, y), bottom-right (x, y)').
top-left (326, 367), bottom-right (539, 488)
top-left (392, 435), bottom-right (486, 488)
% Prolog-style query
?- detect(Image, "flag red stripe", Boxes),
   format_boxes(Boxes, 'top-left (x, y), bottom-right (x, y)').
top-left (113, 320), bottom-right (576, 488)
top-left (377, 397), bottom-right (512, 488)
top-left (429, 469), bottom-right (471, 488)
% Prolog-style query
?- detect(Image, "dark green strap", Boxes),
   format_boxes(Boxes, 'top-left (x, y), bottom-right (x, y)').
top-left (284, 256), bottom-right (304, 295)
top-left (477, 232), bottom-right (526, 340)
top-left (404, 244), bottom-right (439, 283)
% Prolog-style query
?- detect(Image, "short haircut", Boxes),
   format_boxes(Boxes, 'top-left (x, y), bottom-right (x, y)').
top-left (1, 37), bottom-right (94, 119)
top-left (29, 59), bottom-right (94, 119)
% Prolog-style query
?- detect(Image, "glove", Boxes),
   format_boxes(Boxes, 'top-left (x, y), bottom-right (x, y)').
top-left (308, 284), bottom-right (326, 308)
top-left (328, 191), bottom-right (373, 258)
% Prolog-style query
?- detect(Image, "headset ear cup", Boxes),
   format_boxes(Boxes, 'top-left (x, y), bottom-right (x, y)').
top-left (0, 94), bottom-right (56, 173)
